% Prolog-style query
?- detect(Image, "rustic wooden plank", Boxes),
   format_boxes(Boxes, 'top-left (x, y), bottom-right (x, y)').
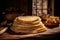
top-left (0, 27), bottom-right (60, 39)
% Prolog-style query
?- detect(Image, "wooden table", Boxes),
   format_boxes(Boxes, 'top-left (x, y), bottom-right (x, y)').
top-left (0, 27), bottom-right (60, 40)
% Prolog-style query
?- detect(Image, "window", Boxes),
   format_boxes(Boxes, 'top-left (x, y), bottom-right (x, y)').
top-left (32, 0), bottom-right (48, 16)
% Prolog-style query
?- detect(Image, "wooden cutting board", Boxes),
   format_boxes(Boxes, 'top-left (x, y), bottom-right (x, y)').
top-left (0, 27), bottom-right (60, 39)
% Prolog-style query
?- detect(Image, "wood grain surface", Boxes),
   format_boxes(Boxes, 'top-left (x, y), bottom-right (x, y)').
top-left (0, 27), bottom-right (60, 39)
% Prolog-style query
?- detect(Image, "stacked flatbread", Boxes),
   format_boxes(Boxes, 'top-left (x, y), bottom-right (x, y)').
top-left (10, 16), bottom-right (47, 34)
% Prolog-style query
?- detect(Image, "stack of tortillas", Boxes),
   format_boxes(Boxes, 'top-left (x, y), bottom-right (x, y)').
top-left (10, 16), bottom-right (47, 34)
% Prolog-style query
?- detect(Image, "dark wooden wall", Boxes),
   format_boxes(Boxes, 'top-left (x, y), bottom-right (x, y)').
top-left (0, 0), bottom-right (32, 15)
top-left (48, 0), bottom-right (60, 17)
top-left (54, 0), bottom-right (60, 17)
top-left (0, 0), bottom-right (32, 23)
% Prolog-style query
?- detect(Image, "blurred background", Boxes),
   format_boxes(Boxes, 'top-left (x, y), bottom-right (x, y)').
top-left (0, 0), bottom-right (60, 40)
